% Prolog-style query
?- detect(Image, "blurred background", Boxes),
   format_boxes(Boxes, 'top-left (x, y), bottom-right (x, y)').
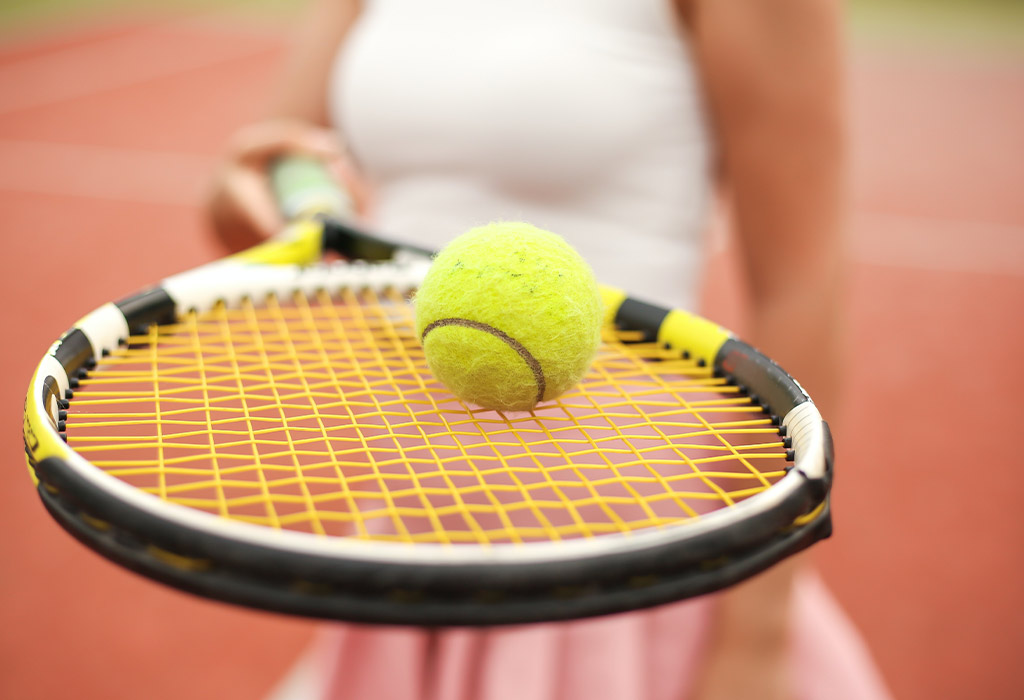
top-left (1, 1), bottom-right (1021, 698)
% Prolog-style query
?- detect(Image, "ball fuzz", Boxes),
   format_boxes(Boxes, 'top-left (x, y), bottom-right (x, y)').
top-left (415, 222), bottom-right (603, 412)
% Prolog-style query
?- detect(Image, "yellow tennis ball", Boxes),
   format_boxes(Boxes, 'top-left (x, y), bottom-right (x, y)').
top-left (415, 222), bottom-right (603, 412)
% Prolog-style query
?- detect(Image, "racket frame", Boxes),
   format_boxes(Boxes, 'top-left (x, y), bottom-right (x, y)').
top-left (23, 218), bottom-right (833, 626)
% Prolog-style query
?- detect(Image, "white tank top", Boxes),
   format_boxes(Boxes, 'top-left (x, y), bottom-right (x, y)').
top-left (329, 0), bottom-right (712, 311)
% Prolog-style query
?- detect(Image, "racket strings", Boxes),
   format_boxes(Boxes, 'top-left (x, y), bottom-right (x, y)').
top-left (66, 287), bottom-right (788, 544)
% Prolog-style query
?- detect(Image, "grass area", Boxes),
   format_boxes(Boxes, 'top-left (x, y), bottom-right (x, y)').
top-left (0, 0), bottom-right (299, 38)
top-left (849, 0), bottom-right (1024, 51)
top-left (2, 0), bottom-right (1022, 52)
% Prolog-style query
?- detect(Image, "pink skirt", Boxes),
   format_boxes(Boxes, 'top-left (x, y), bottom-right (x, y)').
top-left (268, 572), bottom-right (890, 700)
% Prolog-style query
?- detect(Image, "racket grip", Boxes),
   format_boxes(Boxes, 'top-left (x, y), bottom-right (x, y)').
top-left (270, 155), bottom-right (354, 220)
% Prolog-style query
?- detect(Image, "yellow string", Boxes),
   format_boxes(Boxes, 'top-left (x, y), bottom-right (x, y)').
top-left (67, 288), bottom-right (788, 544)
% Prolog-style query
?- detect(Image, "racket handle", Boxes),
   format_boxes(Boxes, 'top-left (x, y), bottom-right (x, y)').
top-left (270, 155), bottom-right (354, 220)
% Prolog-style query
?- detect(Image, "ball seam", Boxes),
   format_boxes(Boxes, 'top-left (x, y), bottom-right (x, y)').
top-left (420, 318), bottom-right (546, 407)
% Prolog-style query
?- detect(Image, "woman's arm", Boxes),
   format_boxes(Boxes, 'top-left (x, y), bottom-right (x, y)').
top-left (689, 0), bottom-right (846, 409)
top-left (681, 0), bottom-right (847, 697)
top-left (266, 0), bottom-right (363, 123)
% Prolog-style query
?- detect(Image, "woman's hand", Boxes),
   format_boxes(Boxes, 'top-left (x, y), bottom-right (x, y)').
top-left (205, 119), bottom-right (364, 252)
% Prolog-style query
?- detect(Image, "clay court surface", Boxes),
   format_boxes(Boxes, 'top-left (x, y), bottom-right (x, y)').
top-left (1, 9), bottom-right (1021, 700)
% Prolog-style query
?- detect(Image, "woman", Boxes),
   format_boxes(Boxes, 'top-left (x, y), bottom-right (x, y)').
top-left (208, 1), bottom-right (889, 698)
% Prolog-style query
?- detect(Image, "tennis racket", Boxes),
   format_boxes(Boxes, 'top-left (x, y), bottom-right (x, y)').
top-left (22, 156), bottom-right (833, 626)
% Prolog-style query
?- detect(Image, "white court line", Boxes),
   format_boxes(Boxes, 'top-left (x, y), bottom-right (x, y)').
top-left (0, 139), bottom-right (214, 206)
top-left (849, 210), bottom-right (1024, 277)
top-left (0, 18), bottom-right (277, 116)
top-left (686, 203), bottom-right (1021, 277)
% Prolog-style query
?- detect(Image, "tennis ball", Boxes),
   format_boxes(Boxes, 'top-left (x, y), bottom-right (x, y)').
top-left (415, 222), bottom-right (603, 412)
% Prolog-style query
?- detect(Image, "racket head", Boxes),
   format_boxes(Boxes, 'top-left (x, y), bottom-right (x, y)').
top-left (23, 220), bottom-right (833, 626)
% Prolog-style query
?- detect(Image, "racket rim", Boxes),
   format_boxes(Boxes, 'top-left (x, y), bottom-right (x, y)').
top-left (32, 464), bottom-right (831, 625)
top-left (22, 215), bottom-right (834, 624)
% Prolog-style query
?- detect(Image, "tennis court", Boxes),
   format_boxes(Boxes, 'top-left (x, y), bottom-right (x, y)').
top-left (1, 3), bottom-right (1021, 699)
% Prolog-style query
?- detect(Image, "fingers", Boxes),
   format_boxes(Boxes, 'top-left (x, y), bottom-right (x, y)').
top-left (227, 119), bottom-right (343, 167)
top-left (333, 154), bottom-right (373, 215)
top-left (208, 163), bottom-right (283, 251)
top-left (206, 119), bottom-right (367, 253)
